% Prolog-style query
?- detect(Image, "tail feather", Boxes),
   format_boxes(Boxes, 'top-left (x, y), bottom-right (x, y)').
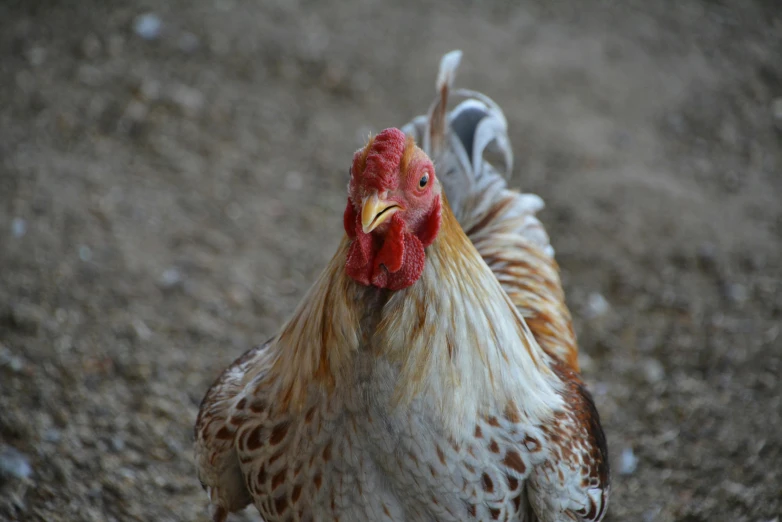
top-left (402, 51), bottom-right (580, 371)
top-left (426, 49), bottom-right (462, 158)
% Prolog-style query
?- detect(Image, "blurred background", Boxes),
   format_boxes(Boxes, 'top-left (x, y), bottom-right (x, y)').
top-left (1, 1), bottom-right (781, 521)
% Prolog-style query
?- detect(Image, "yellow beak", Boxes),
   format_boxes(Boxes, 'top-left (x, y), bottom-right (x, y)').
top-left (361, 192), bottom-right (401, 234)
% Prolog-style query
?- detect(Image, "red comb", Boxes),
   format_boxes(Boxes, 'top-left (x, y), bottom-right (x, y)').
top-left (362, 128), bottom-right (406, 192)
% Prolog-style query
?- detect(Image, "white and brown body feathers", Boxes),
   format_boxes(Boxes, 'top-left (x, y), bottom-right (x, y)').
top-left (195, 51), bottom-right (609, 522)
top-left (401, 51), bottom-right (579, 372)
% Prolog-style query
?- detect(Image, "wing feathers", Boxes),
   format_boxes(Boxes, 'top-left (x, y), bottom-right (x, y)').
top-left (194, 341), bottom-right (274, 517)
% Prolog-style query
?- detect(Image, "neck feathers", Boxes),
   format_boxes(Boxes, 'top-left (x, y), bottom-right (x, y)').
top-left (273, 239), bottom-right (364, 410)
top-left (377, 204), bottom-right (562, 433)
top-left (274, 200), bottom-right (562, 432)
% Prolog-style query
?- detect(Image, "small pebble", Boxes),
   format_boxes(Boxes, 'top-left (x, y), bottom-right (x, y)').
top-left (285, 171), bottom-right (304, 191)
top-left (227, 284), bottom-right (250, 307)
top-left (10, 304), bottom-right (43, 334)
top-left (0, 446), bottom-right (33, 481)
top-left (8, 356), bottom-right (24, 373)
top-left (279, 279), bottom-right (298, 295)
top-left (177, 32), bottom-right (200, 53)
top-left (618, 447), bottom-right (638, 475)
top-left (132, 319), bottom-right (152, 341)
top-left (718, 121), bottom-right (739, 147)
top-left (214, 0), bottom-right (236, 11)
top-left (137, 79), bottom-right (161, 102)
top-left (11, 218), bottom-right (27, 238)
top-left (215, 184), bottom-right (231, 201)
top-left (643, 507), bottom-right (661, 522)
top-left (165, 437), bottom-right (183, 454)
top-left (79, 245), bottom-right (93, 262)
top-left (0, 346), bottom-right (24, 372)
top-left (118, 100), bottom-right (149, 136)
top-left (87, 486), bottom-right (102, 500)
top-left (111, 437), bottom-right (126, 452)
top-left (133, 13), bottom-right (162, 41)
top-left (721, 480), bottom-right (746, 496)
top-left (123, 99), bottom-right (149, 123)
top-left (666, 113), bottom-right (686, 135)
top-left (225, 202), bottom-right (243, 221)
top-left (612, 129), bottom-right (631, 149)
top-left (167, 84), bottom-right (204, 116)
top-left (55, 308), bottom-right (68, 323)
top-left (118, 467), bottom-right (136, 480)
top-left (25, 46), bottom-right (46, 67)
top-left (159, 267), bottom-right (182, 288)
top-left (577, 352), bottom-right (595, 374)
top-left (696, 242), bottom-right (717, 270)
top-left (43, 428), bottom-right (62, 443)
top-left (77, 64), bottom-right (103, 86)
top-left (772, 98), bottom-right (782, 130)
top-left (586, 292), bottom-right (610, 319)
top-left (81, 34), bottom-right (102, 59)
top-left (107, 34), bottom-right (125, 57)
top-left (642, 358), bottom-right (665, 384)
top-left (726, 283), bottom-right (748, 306)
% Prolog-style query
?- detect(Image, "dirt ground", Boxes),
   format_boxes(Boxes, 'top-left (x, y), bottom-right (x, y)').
top-left (1, 1), bottom-right (781, 521)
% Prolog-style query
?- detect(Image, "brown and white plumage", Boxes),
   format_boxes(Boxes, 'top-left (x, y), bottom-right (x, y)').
top-left (402, 50), bottom-right (579, 372)
top-left (195, 51), bottom-right (609, 522)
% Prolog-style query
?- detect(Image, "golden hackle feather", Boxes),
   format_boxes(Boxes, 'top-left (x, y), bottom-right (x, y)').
top-left (401, 50), bottom-right (580, 371)
top-left (255, 192), bottom-right (564, 437)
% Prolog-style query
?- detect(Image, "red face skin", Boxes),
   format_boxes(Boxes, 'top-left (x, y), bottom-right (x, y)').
top-left (343, 128), bottom-right (441, 290)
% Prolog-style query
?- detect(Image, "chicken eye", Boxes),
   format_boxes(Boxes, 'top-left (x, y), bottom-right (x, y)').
top-left (419, 172), bottom-right (429, 188)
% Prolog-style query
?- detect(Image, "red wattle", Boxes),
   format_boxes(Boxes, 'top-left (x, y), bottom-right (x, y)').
top-left (345, 209), bottom-right (427, 291)
top-left (383, 232), bottom-right (425, 291)
top-left (373, 214), bottom-right (406, 274)
top-left (344, 192), bottom-right (439, 291)
top-left (416, 195), bottom-right (441, 248)
top-left (343, 200), bottom-right (358, 239)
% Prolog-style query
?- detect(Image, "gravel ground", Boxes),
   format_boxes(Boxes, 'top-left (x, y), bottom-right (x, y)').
top-left (1, 1), bottom-right (781, 521)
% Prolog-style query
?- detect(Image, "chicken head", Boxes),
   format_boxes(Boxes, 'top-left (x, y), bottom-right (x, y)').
top-left (344, 127), bottom-right (442, 290)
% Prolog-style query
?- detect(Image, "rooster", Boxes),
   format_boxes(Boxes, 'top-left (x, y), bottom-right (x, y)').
top-left (195, 51), bottom-right (609, 522)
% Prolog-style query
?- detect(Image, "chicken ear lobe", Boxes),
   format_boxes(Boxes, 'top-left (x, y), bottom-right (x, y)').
top-left (426, 50), bottom-right (462, 160)
top-left (415, 195), bottom-right (441, 248)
